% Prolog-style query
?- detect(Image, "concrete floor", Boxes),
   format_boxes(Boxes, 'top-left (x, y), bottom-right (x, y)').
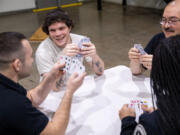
top-left (0, 1), bottom-right (162, 89)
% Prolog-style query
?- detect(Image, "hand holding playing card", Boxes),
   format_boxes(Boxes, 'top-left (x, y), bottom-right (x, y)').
top-left (119, 104), bottom-right (136, 120)
top-left (128, 99), bottom-right (149, 122)
top-left (141, 105), bottom-right (155, 113)
top-left (128, 47), bottom-right (141, 63)
top-left (62, 43), bottom-right (80, 56)
top-left (140, 54), bottom-right (153, 70)
top-left (59, 55), bottom-right (86, 76)
top-left (80, 42), bottom-right (97, 58)
top-left (66, 72), bottom-right (86, 95)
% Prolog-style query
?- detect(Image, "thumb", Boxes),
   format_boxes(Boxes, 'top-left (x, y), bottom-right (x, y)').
top-left (54, 62), bottom-right (65, 69)
top-left (79, 72), bottom-right (87, 81)
top-left (70, 72), bottom-right (79, 79)
top-left (73, 72), bottom-right (87, 82)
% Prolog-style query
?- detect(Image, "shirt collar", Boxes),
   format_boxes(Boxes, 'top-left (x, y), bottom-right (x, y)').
top-left (0, 73), bottom-right (27, 95)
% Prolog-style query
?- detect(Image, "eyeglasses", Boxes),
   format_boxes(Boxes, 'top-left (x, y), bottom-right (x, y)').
top-left (160, 17), bottom-right (180, 25)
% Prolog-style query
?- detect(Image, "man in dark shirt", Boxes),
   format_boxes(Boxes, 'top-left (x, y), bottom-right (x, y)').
top-left (120, 34), bottom-right (180, 135)
top-left (128, 0), bottom-right (180, 75)
top-left (0, 32), bottom-right (86, 135)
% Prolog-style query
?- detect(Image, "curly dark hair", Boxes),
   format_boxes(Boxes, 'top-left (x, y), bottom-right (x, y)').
top-left (42, 8), bottom-right (74, 35)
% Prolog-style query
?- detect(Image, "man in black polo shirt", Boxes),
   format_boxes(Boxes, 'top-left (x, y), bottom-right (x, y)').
top-left (0, 32), bottom-right (86, 135)
top-left (128, 0), bottom-right (180, 75)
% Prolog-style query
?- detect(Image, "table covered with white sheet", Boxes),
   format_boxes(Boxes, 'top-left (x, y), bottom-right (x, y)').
top-left (42, 65), bottom-right (152, 135)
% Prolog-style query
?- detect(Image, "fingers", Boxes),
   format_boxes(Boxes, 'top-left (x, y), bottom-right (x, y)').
top-left (122, 104), bottom-right (128, 109)
top-left (70, 72), bottom-right (79, 79)
top-left (76, 72), bottom-right (87, 81)
top-left (80, 43), bottom-right (96, 56)
top-left (63, 44), bottom-right (80, 56)
top-left (70, 72), bottom-right (87, 82)
top-left (80, 50), bottom-right (96, 56)
top-left (140, 54), bottom-right (153, 70)
top-left (53, 62), bottom-right (65, 71)
top-left (119, 104), bottom-right (136, 120)
top-left (66, 44), bottom-right (79, 50)
top-left (142, 105), bottom-right (154, 113)
top-left (140, 55), bottom-right (153, 62)
top-left (82, 42), bottom-right (93, 47)
top-left (66, 72), bottom-right (87, 94)
top-left (128, 48), bottom-right (141, 60)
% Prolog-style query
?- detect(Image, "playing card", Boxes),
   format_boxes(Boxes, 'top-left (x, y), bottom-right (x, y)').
top-left (134, 44), bottom-right (147, 55)
top-left (128, 99), bottom-right (148, 122)
top-left (59, 55), bottom-right (72, 72)
top-left (78, 37), bottom-right (90, 49)
top-left (68, 58), bottom-right (77, 74)
top-left (76, 62), bottom-right (85, 75)
top-left (61, 56), bottom-right (85, 75)
top-left (77, 37), bottom-right (91, 58)
top-left (74, 58), bottom-right (85, 75)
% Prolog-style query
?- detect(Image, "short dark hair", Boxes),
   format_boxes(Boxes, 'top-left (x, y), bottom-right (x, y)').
top-left (164, 0), bottom-right (173, 4)
top-left (0, 32), bottom-right (26, 69)
top-left (151, 35), bottom-right (180, 135)
top-left (42, 8), bottom-right (74, 35)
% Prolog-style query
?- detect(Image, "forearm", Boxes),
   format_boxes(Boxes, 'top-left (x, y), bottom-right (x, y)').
top-left (41, 91), bottom-right (73, 135)
top-left (130, 60), bottom-right (143, 75)
top-left (89, 54), bottom-right (104, 75)
top-left (121, 116), bottom-right (137, 135)
top-left (52, 76), bottom-right (64, 92)
top-left (27, 74), bottom-right (55, 106)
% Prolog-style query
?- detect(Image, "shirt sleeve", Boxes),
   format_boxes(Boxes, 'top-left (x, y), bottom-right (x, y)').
top-left (120, 116), bottom-right (137, 135)
top-left (144, 35), bottom-right (158, 54)
top-left (139, 111), bottom-right (162, 135)
top-left (144, 33), bottom-right (164, 55)
top-left (35, 51), bottom-right (54, 76)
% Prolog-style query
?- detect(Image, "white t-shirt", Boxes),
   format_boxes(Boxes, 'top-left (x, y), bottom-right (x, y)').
top-left (36, 33), bottom-right (86, 76)
top-left (36, 33), bottom-right (89, 118)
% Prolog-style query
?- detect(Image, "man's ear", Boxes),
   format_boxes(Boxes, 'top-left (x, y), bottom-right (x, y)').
top-left (12, 59), bottom-right (22, 72)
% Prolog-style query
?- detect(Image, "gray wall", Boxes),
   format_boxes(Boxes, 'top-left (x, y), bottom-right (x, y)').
top-left (0, 0), bottom-right (35, 13)
top-left (103, 0), bottom-right (166, 9)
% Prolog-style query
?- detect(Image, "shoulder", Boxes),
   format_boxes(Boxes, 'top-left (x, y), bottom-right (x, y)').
top-left (0, 89), bottom-right (30, 117)
top-left (139, 111), bottom-right (159, 123)
top-left (151, 32), bottom-right (165, 41)
top-left (36, 37), bottom-right (54, 53)
top-left (70, 33), bottom-right (86, 39)
top-left (139, 111), bottom-right (161, 135)
top-left (35, 37), bottom-right (54, 60)
top-left (0, 89), bottom-right (48, 120)
top-left (145, 32), bottom-right (165, 54)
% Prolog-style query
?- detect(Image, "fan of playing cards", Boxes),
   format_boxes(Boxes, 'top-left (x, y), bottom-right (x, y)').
top-left (128, 99), bottom-right (149, 122)
top-left (59, 55), bottom-right (85, 75)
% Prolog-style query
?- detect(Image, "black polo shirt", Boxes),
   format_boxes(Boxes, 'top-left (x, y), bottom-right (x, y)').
top-left (0, 73), bottom-right (48, 135)
top-left (145, 32), bottom-right (165, 55)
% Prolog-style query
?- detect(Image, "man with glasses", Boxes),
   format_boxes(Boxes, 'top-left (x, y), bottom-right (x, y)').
top-left (128, 0), bottom-right (180, 75)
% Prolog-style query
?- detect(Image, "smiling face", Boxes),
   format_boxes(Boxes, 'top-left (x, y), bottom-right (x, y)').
top-left (162, 2), bottom-right (180, 38)
top-left (48, 22), bottom-right (72, 48)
